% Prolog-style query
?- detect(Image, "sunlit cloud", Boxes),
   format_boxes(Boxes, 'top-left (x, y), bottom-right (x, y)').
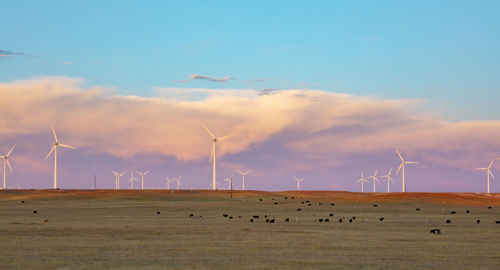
top-left (190, 74), bottom-right (233, 82)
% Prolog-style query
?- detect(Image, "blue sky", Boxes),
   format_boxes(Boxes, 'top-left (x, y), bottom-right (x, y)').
top-left (2, 1), bottom-right (500, 120)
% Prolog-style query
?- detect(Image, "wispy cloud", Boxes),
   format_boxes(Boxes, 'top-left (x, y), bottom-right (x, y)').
top-left (244, 78), bottom-right (272, 85)
top-left (0, 49), bottom-right (36, 58)
top-left (174, 79), bottom-right (190, 84)
top-left (257, 88), bottom-right (281, 96)
top-left (190, 74), bottom-right (233, 82)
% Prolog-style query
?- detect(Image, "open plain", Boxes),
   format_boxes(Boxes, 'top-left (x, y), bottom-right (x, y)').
top-left (0, 190), bottom-right (499, 269)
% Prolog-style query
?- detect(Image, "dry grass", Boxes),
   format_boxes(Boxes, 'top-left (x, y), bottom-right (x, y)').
top-left (0, 190), bottom-right (499, 269)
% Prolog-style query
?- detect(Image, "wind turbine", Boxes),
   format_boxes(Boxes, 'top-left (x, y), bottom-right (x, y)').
top-left (203, 125), bottom-right (231, 190)
top-left (136, 170), bottom-right (150, 189)
top-left (1, 144), bottom-right (15, 190)
top-left (174, 175), bottom-right (182, 189)
top-left (367, 170), bottom-right (380, 192)
top-left (380, 168), bottom-right (394, 192)
top-left (477, 159), bottom-right (495, 194)
top-left (395, 149), bottom-right (418, 192)
top-left (293, 177), bottom-right (304, 191)
top-left (112, 171), bottom-right (126, 189)
top-left (45, 125), bottom-right (76, 189)
top-left (128, 172), bottom-right (137, 189)
top-left (224, 176), bottom-right (232, 190)
top-left (355, 171), bottom-right (369, 192)
top-left (236, 170), bottom-right (251, 191)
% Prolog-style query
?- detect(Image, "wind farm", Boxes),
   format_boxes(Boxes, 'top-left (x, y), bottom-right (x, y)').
top-left (2, 1), bottom-right (500, 269)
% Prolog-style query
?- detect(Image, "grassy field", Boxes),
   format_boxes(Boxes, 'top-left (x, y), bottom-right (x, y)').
top-left (0, 190), bottom-right (499, 269)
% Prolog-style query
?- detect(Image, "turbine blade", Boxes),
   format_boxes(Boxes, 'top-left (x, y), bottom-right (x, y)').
top-left (237, 170), bottom-right (243, 175)
top-left (45, 146), bottom-right (55, 160)
top-left (112, 171), bottom-right (118, 176)
top-left (396, 163), bottom-right (403, 175)
top-left (388, 168), bottom-right (392, 175)
top-left (218, 135), bottom-right (232, 141)
top-left (476, 168), bottom-right (487, 170)
top-left (489, 170), bottom-right (495, 179)
top-left (145, 170), bottom-right (150, 175)
top-left (135, 171), bottom-right (142, 175)
top-left (51, 124), bottom-right (58, 142)
top-left (405, 161), bottom-right (418, 164)
top-left (6, 159), bottom-right (13, 172)
top-left (395, 149), bottom-right (403, 162)
top-left (202, 124), bottom-right (215, 138)
top-left (120, 172), bottom-right (126, 177)
top-left (488, 159), bottom-right (495, 169)
top-left (59, 143), bottom-right (76, 149)
top-left (6, 144), bottom-right (15, 157)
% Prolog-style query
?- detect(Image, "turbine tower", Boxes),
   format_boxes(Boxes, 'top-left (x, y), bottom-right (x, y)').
top-left (368, 170), bottom-right (380, 192)
top-left (477, 159), bottom-right (495, 194)
top-left (128, 172), bottom-right (137, 189)
top-left (224, 176), bottom-right (232, 190)
top-left (293, 177), bottom-right (304, 191)
top-left (203, 125), bottom-right (231, 190)
top-left (136, 170), bottom-right (150, 189)
top-left (380, 168), bottom-right (394, 192)
top-left (395, 149), bottom-right (418, 192)
top-left (236, 170), bottom-right (251, 191)
top-left (45, 125), bottom-right (76, 189)
top-left (1, 144), bottom-right (15, 189)
top-left (112, 171), bottom-right (126, 189)
top-left (355, 171), bottom-right (369, 192)
top-left (174, 175), bottom-right (182, 189)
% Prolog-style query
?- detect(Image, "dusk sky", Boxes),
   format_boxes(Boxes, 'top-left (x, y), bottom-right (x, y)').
top-left (1, 1), bottom-right (500, 192)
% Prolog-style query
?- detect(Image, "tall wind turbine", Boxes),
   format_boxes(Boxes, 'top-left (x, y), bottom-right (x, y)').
top-left (136, 170), bottom-right (150, 189)
top-left (45, 125), bottom-right (76, 189)
top-left (395, 149), bottom-right (418, 192)
top-left (112, 171), bottom-right (126, 189)
top-left (236, 170), bottom-right (251, 191)
top-left (1, 144), bottom-right (15, 189)
top-left (128, 172), bottom-right (137, 189)
top-left (477, 159), bottom-right (495, 194)
top-left (166, 176), bottom-right (173, 190)
top-left (293, 177), bottom-right (304, 191)
top-left (203, 125), bottom-right (231, 190)
top-left (174, 175), bottom-right (182, 189)
top-left (380, 168), bottom-right (394, 192)
top-left (355, 171), bottom-right (369, 192)
top-left (368, 170), bottom-right (380, 192)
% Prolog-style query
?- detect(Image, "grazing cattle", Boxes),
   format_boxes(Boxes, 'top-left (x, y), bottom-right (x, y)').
top-left (430, 228), bottom-right (442, 235)
top-left (373, 204), bottom-right (378, 207)
top-left (338, 218), bottom-right (343, 223)
top-left (477, 220), bottom-right (481, 224)
top-left (223, 214), bottom-right (229, 218)
top-left (318, 219), bottom-right (323, 222)
top-left (488, 206), bottom-right (492, 209)
top-left (352, 217), bottom-right (356, 220)
top-left (199, 216), bottom-right (203, 219)
top-left (318, 202), bottom-right (323, 205)
top-left (253, 215), bottom-right (259, 219)
top-left (265, 215), bottom-right (268, 218)
top-left (324, 219), bottom-right (329, 222)
top-left (33, 210), bottom-right (38, 214)
top-left (466, 210), bottom-right (470, 213)
top-left (330, 203), bottom-right (335, 206)
top-left (349, 219), bottom-right (353, 223)
top-left (270, 219), bottom-right (276, 223)
top-left (307, 203), bottom-right (312, 206)
top-left (446, 219), bottom-right (451, 224)
top-left (272, 198), bottom-right (275, 200)
top-left (495, 221), bottom-right (500, 224)
top-left (157, 211), bottom-right (161, 215)
top-left (265, 219), bottom-right (270, 223)
top-left (21, 201), bottom-right (25, 204)
top-left (259, 199), bottom-right (263, 201)
top-left (284, 197), bottom-right (288, 199)
top-left (450, 211), bottom-right (456, 214)
top-left (44, 219), bottom-right (48, 222)
top-left (250, 219), bottom-right (254, 223)
top-left (274, 202), bottom-right (278, 205)
top-left (296, 208), bottom-right (302, 211)
top-left (306, 200), bottom-right (310, 203)
top-left (329, 213), bottom-right (334, 217)
top-left (416, 208), bottom-right (420, 211)
top-left (301, 201), bottom-right (305, 204)
top-left (379, 217), bottom-right (384, 222)
top-left (229, 216), bottom-right (233, 219)
top-left (285, 218), bottom-right (290, 222)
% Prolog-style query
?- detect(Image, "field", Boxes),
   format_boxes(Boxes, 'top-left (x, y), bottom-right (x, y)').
top-left (0, 190), bottom-right (499, 269)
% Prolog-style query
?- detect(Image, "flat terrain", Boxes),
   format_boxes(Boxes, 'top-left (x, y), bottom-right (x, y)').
top-left (0, 190), bottom-right (499, 269)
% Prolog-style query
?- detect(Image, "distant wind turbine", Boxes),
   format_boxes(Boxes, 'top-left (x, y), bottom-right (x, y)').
top-left (293, 177), bottom-right (304, 191)
top-left (395, 149), bottom-right (418, 192)
top-left (224, 176), bottom-right (232, 190)
top-left (128, 172), bottom-right (137, 189)
top-left (368, 170), bottom-right (380, 192)
top-left (136, 170), bottom-right (150, 189)
top-left (112, 171), bottom-right (126, 189)
top-left (1, 144), bottom-right (15, 190)
top-left (203, 125), bottom-right (231, 190)
top-left (45, 125), bottom-right (76, 189)
top-left (380, 168), bottom-right (394, 192)
top-left (236, 170), bottom-right (251, 191)
top-left (477, 159), bottom-right (495, 194)
top-left (166, 176), bottom-right (174, 190)
top-left (355, 171), bottom-right (369, 192)
top-left (174, 175), bottom-right (182, 189)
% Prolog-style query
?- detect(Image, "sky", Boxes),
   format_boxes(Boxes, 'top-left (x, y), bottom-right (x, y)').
top-left (1, 1), bottom-right (500, 192)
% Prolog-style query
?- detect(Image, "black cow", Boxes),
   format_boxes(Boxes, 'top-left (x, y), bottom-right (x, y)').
top-left (265, 219), bottom-right (270, 223)
top-left (416, 208), bottom-right (421, 211)
top-left (495, 221), bottom-right (500, 224)
top-left (223, 214), bottom-right (229, 218)
top-left (488, 206), bottom-right (492, 209)
top-left (318, 219), bottom-right (323, 223)
top-left (274, 202), bottom-right (278, 205)
top-left (33, 210), bottom-right (38, 214)
top-left (229, 216), bottom-right (233, 219)
top-left (477, 220), bottom-right (481, 224)
top-left (297, 208), bottom-right (302, 211)
top-left (466, 210), bottom-right (470, 213)
top-left (330, 203), bottom-right (335, 206)
top-left (253, 215), bottom-right (259, 218)
top-left (450, 211), bottom-right (456, 214)
top-left (270, 219), bottom-right (276, 223)
top-left (250, 219), bottom-right (254, 223)
top-left (373, 204), bottom-right (378, 207)
top-left (259, 199), bottom-right (263, 201)
top-left (324, 218), bottom-right (329, 222)
top-left (380, 217), bottom-right (384, 222)
top-left (21, 201), bottom-right (25, 204)
top-left (285, 218), bottom-right (290, 222)
top-left (329, 213), bottom-right (334, 217)
top-left (307, 203), bottom-right (312, 206)
top-left (338, 218), bottom-right (343, 223)
top-left (352, 217), bottom-right (356, 220)
top-left (446, 219), bottom-right (451, 224)
top-left (349, 218), bottom-right (353, 223)
top-left (157, 211), bottom-right (161, 215)
top-left (430, 228), bottom-right (442, 234)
